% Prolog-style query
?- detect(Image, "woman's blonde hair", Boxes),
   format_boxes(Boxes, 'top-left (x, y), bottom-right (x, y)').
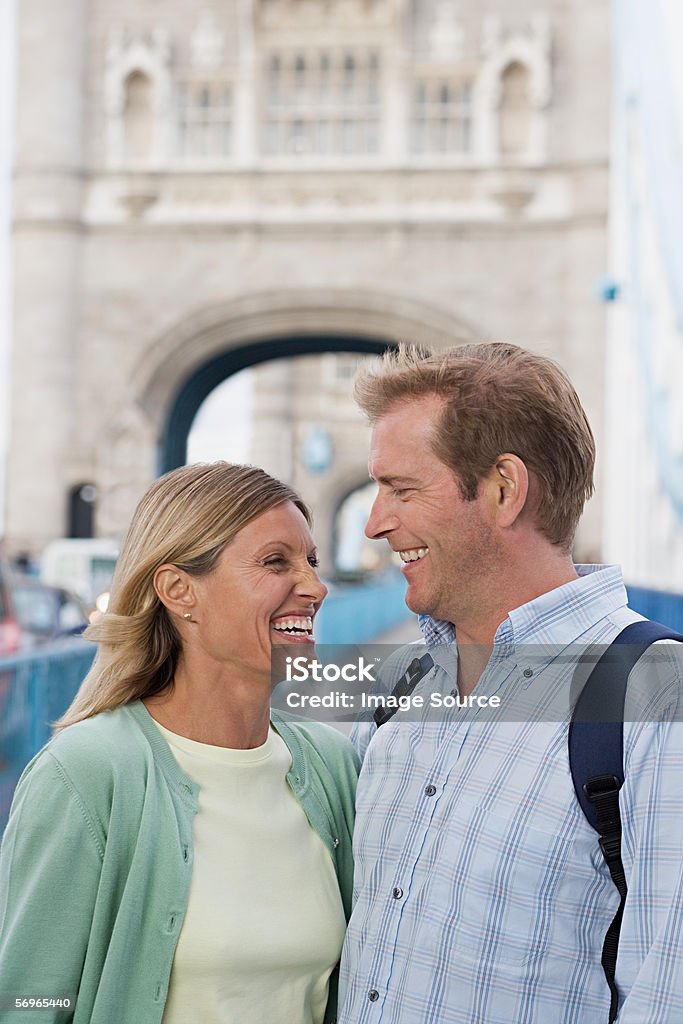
top-left (56, 462), bottom-right (311, 730)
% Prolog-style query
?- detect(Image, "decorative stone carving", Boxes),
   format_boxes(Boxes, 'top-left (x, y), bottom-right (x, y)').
top-left (104, 28), bottom-right (173, 168)
top-left (428, 1), bottom-right (465, 62)
top-left (190, 10), bottom-right (225, 69)
top-left (118, 189), bottom-right (158, 219)
top-left (481, 15), bottom-right (502, 58)
top-left (258, 0), bottom-right (392, 29)
top-left (474, 13), bottom-right (552, 165)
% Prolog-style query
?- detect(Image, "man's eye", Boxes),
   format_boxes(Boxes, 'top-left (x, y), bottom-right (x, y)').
top-left (393, 488), bottom-right (408, 498)
top-left (308, 555), bottom-right (320, 568)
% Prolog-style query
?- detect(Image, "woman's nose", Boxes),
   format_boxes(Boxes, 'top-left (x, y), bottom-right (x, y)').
top-left (295, 565), bottom-right (328, 605)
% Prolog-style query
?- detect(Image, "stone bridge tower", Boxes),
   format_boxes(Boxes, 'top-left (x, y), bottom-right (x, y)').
top-left (6, 0), bottom-right (610, 566)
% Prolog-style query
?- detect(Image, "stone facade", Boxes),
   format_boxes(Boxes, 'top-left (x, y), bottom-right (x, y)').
top-left (6, 0), bottom-right (610, 568)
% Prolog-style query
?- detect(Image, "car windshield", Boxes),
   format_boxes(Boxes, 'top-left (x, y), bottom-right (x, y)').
top-left (12, 586), bottom-right (55, 634)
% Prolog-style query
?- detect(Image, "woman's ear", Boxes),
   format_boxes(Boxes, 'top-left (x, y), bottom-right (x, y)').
top-left (153, 564), bottom-right (197, 618)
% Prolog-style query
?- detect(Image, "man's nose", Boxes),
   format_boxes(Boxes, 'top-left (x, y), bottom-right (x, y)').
top-left (365, 493), bottom-right (398, 540)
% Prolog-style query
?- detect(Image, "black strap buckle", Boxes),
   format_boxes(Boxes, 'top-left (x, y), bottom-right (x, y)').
top-left (373, 653), bottom-right (435, 728)
top-left (583, 774), bottom-right (622, 802)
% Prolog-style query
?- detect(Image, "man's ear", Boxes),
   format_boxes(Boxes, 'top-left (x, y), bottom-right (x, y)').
top-left (483, 454), bottom-right (529, 529)
top-left (153, 564), bottom-right (197, 617)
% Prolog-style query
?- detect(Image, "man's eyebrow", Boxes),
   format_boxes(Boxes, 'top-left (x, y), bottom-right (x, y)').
top-left (371, 474), bottom-right (419, 486)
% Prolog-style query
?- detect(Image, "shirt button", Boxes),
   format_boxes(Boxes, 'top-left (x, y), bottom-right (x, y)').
top-left (392, 886), bottom-right (404, 899)
top-left (523, 668), bottom-right (533, 678)
top-left (368, 989), bottom-right (379, 1002)
top-left (424, 784), bottom-right (436, 797)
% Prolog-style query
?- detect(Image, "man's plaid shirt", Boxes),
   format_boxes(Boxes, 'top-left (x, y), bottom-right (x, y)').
top-left (339, 565), bottom-right (683, 1024)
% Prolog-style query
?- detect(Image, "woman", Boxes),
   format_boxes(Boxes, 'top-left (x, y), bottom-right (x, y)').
top-left (0, 463), bottom-right (359, 1024)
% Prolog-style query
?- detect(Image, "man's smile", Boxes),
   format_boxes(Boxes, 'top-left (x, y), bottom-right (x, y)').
top-left (397, 547), bottom-right (430, 563)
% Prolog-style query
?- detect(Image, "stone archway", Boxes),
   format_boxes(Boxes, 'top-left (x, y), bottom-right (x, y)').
top-left (157, 334), bottom-right (391, 474)
top-left (96, 288), bottom-right (479, 539)
top-left (134, 288), bottom-right (477, 428)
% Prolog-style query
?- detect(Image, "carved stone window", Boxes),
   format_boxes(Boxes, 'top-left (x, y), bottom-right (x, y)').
top-left (411, 76), bottom-right (473, 155)
top-left (104, 29), bottom-right (172, 168)
top-left (263, 49), bottom-right (382, 156)
top-left (499, 61), bottom-right (531, 159)
top-left (123, 70), bottom-right (154, 161)
top-left (175, 79), bottom-right (234, 159)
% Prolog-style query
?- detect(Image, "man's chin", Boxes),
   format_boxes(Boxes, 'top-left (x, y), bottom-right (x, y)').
top-left (405, 586), bottom-right (451, 623)
top-left (404, 587), bottom-right (432, 617)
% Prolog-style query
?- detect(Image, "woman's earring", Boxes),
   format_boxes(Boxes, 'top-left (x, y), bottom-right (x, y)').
top-left (183, 612), bottom-right (195, 622)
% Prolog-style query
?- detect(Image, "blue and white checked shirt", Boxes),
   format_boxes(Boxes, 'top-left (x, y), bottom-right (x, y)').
top-left (338, 565), bottom-right (683, 1024)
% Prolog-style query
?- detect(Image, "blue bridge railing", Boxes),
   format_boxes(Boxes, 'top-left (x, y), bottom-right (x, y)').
top-left (314, 571), bottom-right (411, 644)
top-left (2, 581), bottom-right (682, 839)
top-left (626, 585), bottom-right (683, 634)
top-left (0, 640), bottom-right (96, 837)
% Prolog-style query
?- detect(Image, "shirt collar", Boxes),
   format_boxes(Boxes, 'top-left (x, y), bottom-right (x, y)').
top-left (419, 564), bottom-right (628, 650)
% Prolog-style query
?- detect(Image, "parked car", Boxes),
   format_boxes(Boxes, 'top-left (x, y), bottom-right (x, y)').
top-left (40, 538), bottom-right (119, 613)
top-left (9, 575), bottom-right (89, 646)
top-left (0, 560), bottom-right (22, 655)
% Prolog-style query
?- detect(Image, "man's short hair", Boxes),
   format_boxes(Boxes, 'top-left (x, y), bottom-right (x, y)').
top-left (354, 342), bottom-right (595, 550)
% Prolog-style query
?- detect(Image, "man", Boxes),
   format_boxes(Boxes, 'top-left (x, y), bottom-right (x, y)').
top-left (338, 343), bottom-right (683, 1024)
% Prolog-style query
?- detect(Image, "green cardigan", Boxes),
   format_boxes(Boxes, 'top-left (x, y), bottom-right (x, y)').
top-left (0, 701), bottom-right (359, 1024)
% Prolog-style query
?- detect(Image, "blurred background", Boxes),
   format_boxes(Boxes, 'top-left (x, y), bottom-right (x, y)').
top-left (1, 0), bottom-right (683, 825)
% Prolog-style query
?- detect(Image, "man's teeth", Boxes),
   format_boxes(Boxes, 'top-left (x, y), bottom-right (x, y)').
top-left (273, 617), bottom-right (313, 635)
top-left (399, 547), bottom-right (429, 562)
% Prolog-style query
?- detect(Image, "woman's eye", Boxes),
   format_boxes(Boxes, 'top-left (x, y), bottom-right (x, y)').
top-left (263, 554), bottom-right (320, 569)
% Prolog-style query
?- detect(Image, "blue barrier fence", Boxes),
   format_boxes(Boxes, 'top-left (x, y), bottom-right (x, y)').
top-left (2, 581), bottom-right (682, 840)
top-left (0, 575), bottom-right (411, 837)
top-left (627, 585), bottom-right (683, 633)
top-left (0, 640), bottom-right (96, 837)
top-left (314, 571), bottom-right (410, 644)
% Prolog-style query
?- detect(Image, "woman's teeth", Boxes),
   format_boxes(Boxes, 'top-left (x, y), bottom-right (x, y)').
top-left (272, 617), bottom-right (313, 636)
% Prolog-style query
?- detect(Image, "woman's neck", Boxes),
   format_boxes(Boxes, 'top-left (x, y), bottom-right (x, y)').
top-left (143, 660), bottom-right (271, 749)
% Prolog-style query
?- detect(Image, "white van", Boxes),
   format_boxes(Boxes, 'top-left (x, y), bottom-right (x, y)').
top-left (40, 539), bottom-right (120, 611)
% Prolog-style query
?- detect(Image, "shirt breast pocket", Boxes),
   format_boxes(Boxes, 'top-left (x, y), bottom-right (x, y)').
top-left (429, 805), bottom-right (594, 966)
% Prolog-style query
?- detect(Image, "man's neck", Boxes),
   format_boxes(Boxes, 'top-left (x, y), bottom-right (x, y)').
top-left (456, 644), bottom-right (493, 698)
top-left (451, 556), bottom-right (580, 697)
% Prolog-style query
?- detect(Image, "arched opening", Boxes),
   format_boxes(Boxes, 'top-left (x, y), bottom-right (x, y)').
top-left (124, 70), bottom-right (153, 160)
top-left (333, 480), bottom-right (392, 580)
top-left (499, 61), bottom-right (532, 159)
top-left (161, 335), bottom-right (393, 473)
top-left (68, 482), bottom-right (97, 539)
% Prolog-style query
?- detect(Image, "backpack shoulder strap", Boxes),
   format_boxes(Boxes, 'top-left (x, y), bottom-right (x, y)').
top-left (373, 653), bottom-right (434, 728)
top-left (569, 619), bottom-right (683, 829)
top-left (568, 618), bottom-right (683, 1023)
